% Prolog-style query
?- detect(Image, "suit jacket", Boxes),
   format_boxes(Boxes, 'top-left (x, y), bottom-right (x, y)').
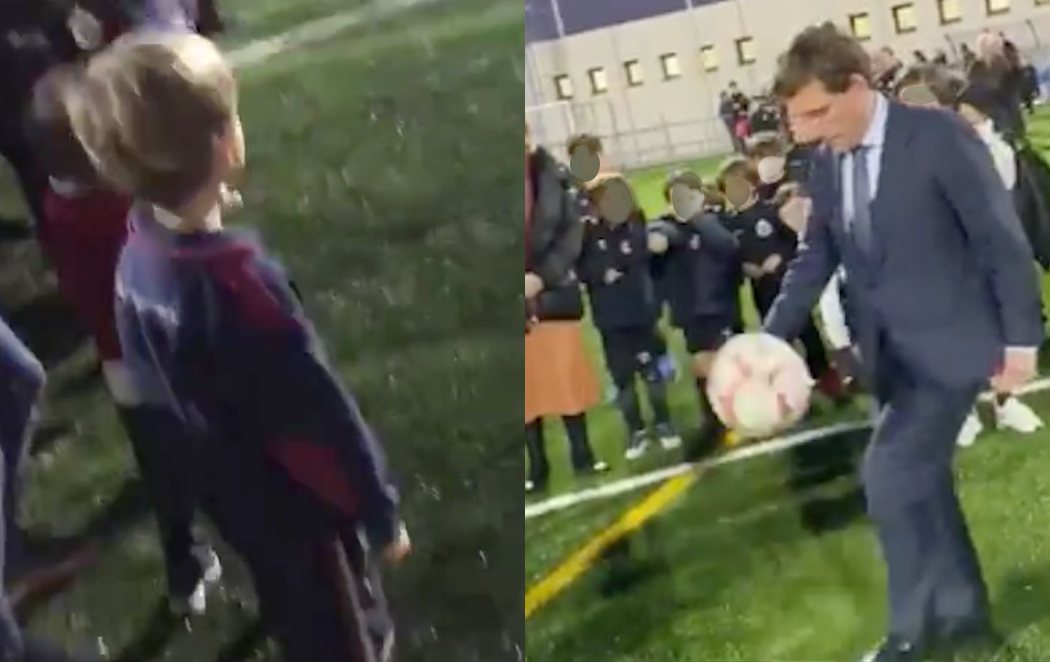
top-left (766, 101), bottom-right (1043, 389)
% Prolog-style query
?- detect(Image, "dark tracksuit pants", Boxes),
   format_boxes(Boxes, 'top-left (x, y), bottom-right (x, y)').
top-left (117, 405), bottom-right (206, 598)
top-left (202, 446), bottom-right (393, 662)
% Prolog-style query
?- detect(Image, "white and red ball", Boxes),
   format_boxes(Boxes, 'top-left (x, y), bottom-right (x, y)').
top-left (707, 333), bottom-right (814, 439)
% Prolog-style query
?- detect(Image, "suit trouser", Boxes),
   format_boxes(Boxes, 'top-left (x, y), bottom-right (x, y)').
top-left (863, 361), bottom-right (987, 642)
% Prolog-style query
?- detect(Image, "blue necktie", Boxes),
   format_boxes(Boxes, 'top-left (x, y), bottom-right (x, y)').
top-left (850, 146), bottom-right (873, 256)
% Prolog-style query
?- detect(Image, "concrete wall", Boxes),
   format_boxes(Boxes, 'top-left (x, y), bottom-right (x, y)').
top-left (525, 0), bottom-right (1050, 169)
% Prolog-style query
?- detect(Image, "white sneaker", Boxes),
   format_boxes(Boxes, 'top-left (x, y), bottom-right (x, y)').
top-left (659, 434), bottom-right (683, 451)
top-left (957, 411), bottom-right (983, 448)
top-left (625, 433), bottom-right (650, 461)
top-left (170, 548), bottom-right (223, 617)
top-left (995, 397), bottom-right (1044, 434)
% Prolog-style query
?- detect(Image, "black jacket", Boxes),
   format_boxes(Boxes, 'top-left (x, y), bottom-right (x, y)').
top-left (649, 211), bottom-right (740, 326)
top-left (578, 215), bottom-right (658, 330)
top-left (527, 147), bottom-right (585, 321)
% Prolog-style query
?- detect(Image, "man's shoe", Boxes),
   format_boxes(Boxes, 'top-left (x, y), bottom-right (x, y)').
top-left (858, 637), bottom-right (926, 662)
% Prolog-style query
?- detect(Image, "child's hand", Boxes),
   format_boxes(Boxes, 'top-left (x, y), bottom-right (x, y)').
top-left (603, 269), bottom-right (624, 285)
top-left (648, 232), bottom-right (670, 254)
top-left (743, 263), bottom-right (764, 280)
top-left (525, 273), bottom-right (544, 299)
top-left (383, 522), bottom-right (412, 565)
top-left (779, 196), bottom-right (811, 234)
top-left (762, 255), bottom-right (783, 274)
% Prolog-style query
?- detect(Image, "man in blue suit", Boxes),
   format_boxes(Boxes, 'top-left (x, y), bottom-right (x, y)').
top-left (765, 24), bottom-right (1044, 662)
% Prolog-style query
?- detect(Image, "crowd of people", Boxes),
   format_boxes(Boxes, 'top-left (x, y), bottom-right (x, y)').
top-left (527, 18), bottom-right (1050, 661)
top-left (0, 2), bottom-right (411, 661)
top-left (525, 28), bottom-right (1050, 489)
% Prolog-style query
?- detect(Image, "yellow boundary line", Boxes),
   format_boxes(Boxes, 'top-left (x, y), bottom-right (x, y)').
top-left (524, 471), bottom-right (699, 620)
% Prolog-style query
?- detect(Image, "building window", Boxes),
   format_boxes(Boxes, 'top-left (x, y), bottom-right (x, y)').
top-left (588, 67), bottom-right (608, 95)
top-left (938, 0), bottom-right (962, 23)
top-left (735, 37), bottom-right (757, 66)
top-left (624, 60), bottom-right (644, 87)
top-left (985, 0), bottom-right (1009, 14)
top-left (700, 44), bottom-right (719, 72)
top-left (660, 53), bottom-right (682, 80)
top-left (849, 12), bottom-right (872, 40)
top-left (554, 74), bottom-right (573, 100)
top-left (892, 3), bottom-right (918, 33)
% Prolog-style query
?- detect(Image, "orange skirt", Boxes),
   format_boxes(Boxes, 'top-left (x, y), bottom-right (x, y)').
top-left (525, 321), bottom-right (600, 423)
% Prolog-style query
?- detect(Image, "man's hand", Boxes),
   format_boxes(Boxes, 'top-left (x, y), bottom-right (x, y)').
top-left (525, 273), bottom-right (544, 299)
top-left (992, 347), bottom-right (1038, 393)
top-left (603, 269), bottom-right (623, 285)
top-left (762, 254), bottom-right (784, 274)
top-left (383, 522), bottom-right (412, 565)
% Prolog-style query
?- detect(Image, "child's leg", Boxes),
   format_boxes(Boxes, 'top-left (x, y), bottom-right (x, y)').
top-left (106, 362), bottom-right (212, 609)
top-left (525, 420), bottom-right (549, 490)
top-left (601, 330), bottom-right (646, 456)
top-left (563, 414), bottom-right (606, 475)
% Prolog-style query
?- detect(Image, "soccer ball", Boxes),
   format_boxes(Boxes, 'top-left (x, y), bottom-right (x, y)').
top-left (707, 333), bottom-right (814, 439)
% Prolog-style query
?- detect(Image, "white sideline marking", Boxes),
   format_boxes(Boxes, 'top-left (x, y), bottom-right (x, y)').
top-left (227, 0), bottom-right (436, 68)
top-left (525, 377), bottom-right (1050, 521)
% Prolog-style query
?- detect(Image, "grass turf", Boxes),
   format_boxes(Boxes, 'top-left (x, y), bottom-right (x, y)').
top-left (0, 1), bottom-right (523, 660)
top-left (525, 109), bottom-right (1050, 661)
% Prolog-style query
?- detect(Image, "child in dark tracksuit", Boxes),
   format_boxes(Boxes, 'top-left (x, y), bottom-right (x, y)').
top-left (67, 34), bottom-right (407, 661)
top-left (649, 172), bottom-right (740, 459)
top-left (580, 175), bottom-right (681, 460)
top-left (718, 158), bottom-right (845, 403)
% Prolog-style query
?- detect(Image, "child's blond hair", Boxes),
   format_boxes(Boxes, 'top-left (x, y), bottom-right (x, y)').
top-left (64, 32), bottom-right (238, 210)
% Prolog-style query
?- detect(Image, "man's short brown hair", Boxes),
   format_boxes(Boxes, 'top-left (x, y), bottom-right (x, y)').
top-left (65, 32), bottom-right (237, 209)
top-left (773, 22), bottom-right (872, 100)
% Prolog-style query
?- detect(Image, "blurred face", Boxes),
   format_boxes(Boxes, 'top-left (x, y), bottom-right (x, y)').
top-left (670, 183), bottom-right (705, 221)
top-left (595, 178), bottom-right (634, 225)
top-left (784, 76), bottom-right (872, 152)
top-left (897, 83), bottom-right (941, 108)
top-left (723, 175), bottom-right (753, 209)
top-left (569, 145), bottom-right (600, 184)
top-left (756, 155), bottom-right (786, 184)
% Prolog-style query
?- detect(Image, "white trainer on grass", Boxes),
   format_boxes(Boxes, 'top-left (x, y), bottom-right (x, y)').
top-left (995, 396), bottom-right (1044, 434)
top-left (957, 411), bottom-right (983, 448)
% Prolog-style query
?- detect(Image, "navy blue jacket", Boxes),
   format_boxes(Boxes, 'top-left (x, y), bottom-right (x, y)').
top-left (732, 201), bottom-right (798, 279)
top-left (114, 206), bottom-right (400, 548)
top-left (649, 211), bottom-right (741, 327)
top-left (766, 101), bottom-right (1043, 389)
top-left (578, 215), bottom-right (658, 330)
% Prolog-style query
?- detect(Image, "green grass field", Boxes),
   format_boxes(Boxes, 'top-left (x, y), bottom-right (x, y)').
top-left (0, 2), bottom-right (523, 660)
top-left (525, 111), bottom-right (1050, 661)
